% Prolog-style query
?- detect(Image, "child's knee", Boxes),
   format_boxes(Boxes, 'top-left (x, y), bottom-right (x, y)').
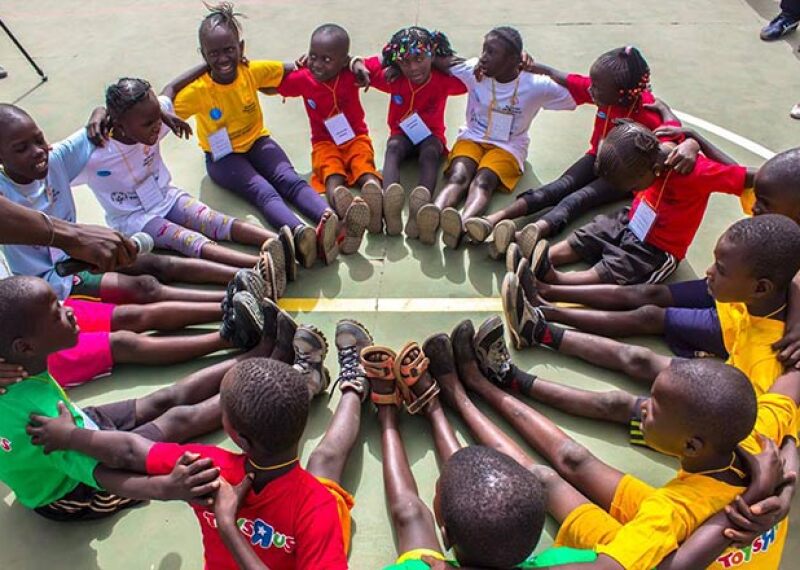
top-left (597, 390), bottom-right (636, 419)
top-left (111, 306), bottom-right (149, 332)
top-left (554, 439), bottom-right (594, 477)
top-left (110, 330), bottom-right (145, 359)
top-left (130, 275), bottom-right (164, 303)
top-left (418, 141), bottom-right (443, 163)
top-left (619, 343), bottom-right (659, 375)
top-left (471, 169), bottom-right (499, 192)
top-left (390, 494), bottom-right (432, 531)
top-left (385, 138), bottom-right (407, 159)
top-left (633, 304), bottom-right (666, 328)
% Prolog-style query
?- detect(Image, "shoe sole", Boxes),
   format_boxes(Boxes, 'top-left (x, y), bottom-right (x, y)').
top-left (261, 238), bottom-right (286, 298)
top-left (332, 185), bottom-right (354, 218)
top-left (320, 212), bottom-right (340, 265)
top-left (279, 225), bottom-right (297, 282)
top-left (295, 226), bottom-right (317, 269)
top-left (341, 199), bottom-right (370, 255)
top-left (405, 186), bottom-right (431, 239)
top-left (383, 183), bottom-right (405, 236)
top-left (440, 208), bottom-right (463, 249)
top-left (761, 22), bottom-right (799, 41)
top-left (335, 318), bottom-right (374, 350)
top-left (464, 218), bottom-right (493, 243)
top-left (361, 181), bottom-right (383, 234)
top-left (505, 242), bottom-right (522, 273)
top-left (500, 273), bottom-right (524, 350)
top-left (518, 224), bottom-right (541, 259)
top-left (417, 204), bottom-right (441, 245)
top-left (530, 239), bottom-right (549, 281)
top-left (295, 324), bottom-right (331, 395)
top-left (233, 292), bottom-right (266, 349)
top-left (492, 220), bottom-right (516, 257)
top-left (234, 269), bottom-right (267, 303)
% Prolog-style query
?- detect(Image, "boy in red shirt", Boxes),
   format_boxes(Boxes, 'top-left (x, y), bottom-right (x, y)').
top-left (527, 120), bottom-right (756, 286)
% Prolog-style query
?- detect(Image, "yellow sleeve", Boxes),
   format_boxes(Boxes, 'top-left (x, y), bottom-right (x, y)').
top-left (173, 80), bottom-right (201, 120)
top-left (739, 393), bottom-right (798, 453)
top-left (747, 357), bottom-right (786, 397)
top-left (249, 60), bottom-right (285, 89)
top-left (740, 187), bottom-right (755, 216)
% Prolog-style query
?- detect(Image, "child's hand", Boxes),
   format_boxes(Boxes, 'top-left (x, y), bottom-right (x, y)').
top-left (723, 476), bottom-right (796, 547)
top-left (652, 125), bottom-right (693, 140)
top-left (0, 358), bottom-right (27, 394)
top-left (773, 327), bottom-right (800, 368)
top-left (384, 66), bottom-right (401, 84)
top-left (86, 107), bottom-right (112, 147)
top-left (664, 138), bottom-right (700, 175)
top-left (27, 401), bottom-right (77, 453)
top-left (351, 58), bottom-right (370, 92)
top-left (213, 472), bottom-right (253, 527)
top-left (519, 51), bottom-right (536, 73)
top-left (161, 452), bottom-right (221, 505)
top-left (162, 113), bottom-right (193, 139)
top-left (295, 53), bottom-right (308, 69)
top-left (741, 436), bottom-right (784, 500)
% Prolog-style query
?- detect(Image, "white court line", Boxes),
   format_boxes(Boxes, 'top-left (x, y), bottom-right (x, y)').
top-left (674, 110), bottom-right (776, 159)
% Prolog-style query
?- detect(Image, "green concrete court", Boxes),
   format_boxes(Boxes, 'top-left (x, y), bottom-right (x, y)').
top-left (2, 0), bottom-right (799, 567)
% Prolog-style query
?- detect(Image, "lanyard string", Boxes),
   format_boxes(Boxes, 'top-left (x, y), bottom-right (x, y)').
top-left (644, 169), bottom-right (673, 211)
top-left (110, 139), bottom-right (154, 187)
top-left (401, 75), bottom-right (432, 120)
top-left (248, 457), bottom-right (299, 471)
top-left (692, 452), bottom-right (747, 480)
top-left (600, 96), bottom-right (639, 141)
top-left (484, 75), bottom-right (521, 140)
top-left (321, 74), bottom-right (341, 118)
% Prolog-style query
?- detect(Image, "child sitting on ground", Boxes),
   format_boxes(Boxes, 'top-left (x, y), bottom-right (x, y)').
top-left (526, 120), bottom-right (754, 286)
top-left (464, 47), bottom-right (694, 258)
top-left (360, 26), bottom-right (467, 235)
top-left (82, 77), bottom-right (296, 295)
top-left (417, 27), bottom-right (578, 249)
top-left (0, 275), bottom-right (272, 520)
top-left (503, 215), bottom-right (800, 400)
top-left (163, 2), bottom-right (344, 267)
top-left (273, 24), bottom-right (376, 254)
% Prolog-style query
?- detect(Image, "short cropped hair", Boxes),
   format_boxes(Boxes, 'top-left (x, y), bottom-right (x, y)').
top-left (311, 23), bottom-right (350, 50)
top-left (756, 148), bottom-right (800, 207)
top-left (0, 276), bottom-right (43, 357)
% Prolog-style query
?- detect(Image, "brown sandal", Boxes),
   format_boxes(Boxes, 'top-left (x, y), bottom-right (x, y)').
top-left (394, 342), bottom-right (439, 415)
top-left (360, 346), bottom-right (400, 406)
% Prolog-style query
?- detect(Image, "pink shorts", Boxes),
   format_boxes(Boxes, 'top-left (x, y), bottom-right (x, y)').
top-left (47, 299), bottom-right (116, 388)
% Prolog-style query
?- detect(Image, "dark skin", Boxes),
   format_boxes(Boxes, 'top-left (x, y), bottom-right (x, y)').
top-left (200, 24), bottom-right (245, 85)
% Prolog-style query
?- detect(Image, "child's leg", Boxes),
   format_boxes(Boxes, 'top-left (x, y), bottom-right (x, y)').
top-left (382, 135), bottom-right (415, 188)
top-left (120, 253), bottom-right (237, 286)
top-left (537, 281), bottom-right (674, 309)
top-left (460, 168), bottom-right (501, 220)
top-left (205, 151), bottom-right (306, 230)
top-left (355, 173), bottom-right (382, 188)
top-left (247, 136), bottom-right (330, 223)
top-left (110, 301), bottom-right (222, 332)
top-left (305, 389), bottom-right (362, 483)
top-left (434, 157), bottom-right (477, 209)
top-left (535, 178), bottom-right (624, 239)
top-left (110, 330), bottom-right (230, 366)
top-left (378, 405), bottom-right (442, 556)
top-left (538, 304), bottom-right (667, 338)
top-left (416, 136), bottom-right (444, 193)
top-left (97, 273), bottom-right (224, 305)
top-left (325, 173), bottom-right (348, 210)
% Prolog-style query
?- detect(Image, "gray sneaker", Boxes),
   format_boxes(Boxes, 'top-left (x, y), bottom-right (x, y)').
top-left (293, 325), bottom-right (330, 399)
top-left (229, 291), bottom-right (265, 349)
top-left (473, 316), bottom-right (513, 387)
top-left (332, 319), bottom-right (373, 400)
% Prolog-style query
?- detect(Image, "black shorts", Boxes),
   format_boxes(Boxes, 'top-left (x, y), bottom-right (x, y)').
top-left (34, 400), bottom-right (165, 522)
top-left (567, 207), bottom-right (678, 285)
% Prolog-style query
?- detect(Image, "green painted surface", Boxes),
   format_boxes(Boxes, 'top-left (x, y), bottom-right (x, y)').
top-left (0, 1), bottom-right (798, 567)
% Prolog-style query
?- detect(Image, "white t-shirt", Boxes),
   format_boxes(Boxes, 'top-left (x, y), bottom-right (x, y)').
top-left (450, 58), bottom-right (576, 169)
top-left (75, 96), bottom-right (186, 236)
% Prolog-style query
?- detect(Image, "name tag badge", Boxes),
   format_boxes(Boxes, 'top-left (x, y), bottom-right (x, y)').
top-left (208, 127), bottom-right (234, 161)
top-left (135, 175), bottom-right (165, 211)
top-left (629, 201), bottom-right (657, 242)
top-left (399, 112), bottom-right (433, 145)
top-left (487, 109), bottom-right (514, 142)
top-left (324, 113), bottom-right (356, 146)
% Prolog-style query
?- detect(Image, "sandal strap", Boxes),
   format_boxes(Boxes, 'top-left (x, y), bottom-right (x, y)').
top-left (360, 346), bottom-right (397, 380)
top-left (406, 382), bottom-right (440, 415)
top-left (371, 389), bottom-right (401, 407)
top-left (394, 342), bottom-right (430, 388)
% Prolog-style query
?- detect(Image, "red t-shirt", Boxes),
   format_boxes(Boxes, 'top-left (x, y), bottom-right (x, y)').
top-left (364, 56), bottom-right (467, 147)
top-left (630, 155), bottom-right (747, 259)
top-left (277, 67), bottom-right (369, 145)
top-left (565, 74), bottom-right (681, 155)
top-left (146, 443), bottom-right (347, 570)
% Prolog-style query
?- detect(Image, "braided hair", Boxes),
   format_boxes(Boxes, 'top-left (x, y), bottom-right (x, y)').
top-left (593, 46), bottom-right (651, 106)
top-left (199, 1), bottom-right (245, 41)
top-left (381, 26), bottom-right (455, 68)
top-left (487, 26), bottom-right (523, 61)
top-left (595, 119), bottom-right (661, 187)
top-left (105, 78), bottom-right (152, 118)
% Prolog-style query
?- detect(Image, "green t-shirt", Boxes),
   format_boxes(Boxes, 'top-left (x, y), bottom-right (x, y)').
top-left (0, 371), bottom-right (100, 507)
top-left (383, 546), bottom-right (598, 569)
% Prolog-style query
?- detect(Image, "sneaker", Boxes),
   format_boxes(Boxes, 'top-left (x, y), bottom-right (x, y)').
top-left (340, 197), bottom-right (370, 255)
top-left (760, 13), bottom-right (799, 41)
top-left (260, 238), bottom-right (286, 299)
top-left (505, 242), bottom-right (523, 274)
top-left (422, 333), bottom-right (456, 377)
top-left (516, 257), bottom-right (539, 307)
top-left (517, 223), bottom-right (541, 260)
top-left (333, 319), bottom-right (373, 400)
top-left (230, 291), bottom-right (265, 349)
top-left (440, 207), bottom-right (464, 249)
top-left (490, 219), bottom-right (516, 259)
top-left (259, 296), bottom-right (280, 342)
top-left (332, 185), bottom-right (355, 218)
top-left (500, 272), bottom-right (544, 350)
top-left (384, 183), bottom-right (406, 236)
top-left (473, 316), bottom-right (513, 387)
top-left (450, 318), bottom-right (478, 366)
top-left (464, 217), bottom-right (494, 244)
top-left (316, 211), bottom-right (340, 265)
top-left (278, 225), bottom-right (297, 282)
top-left (417, 203), bottom-right (441, 246)
top-left (792, 103), bottom-right (800, 120)
top-left (405, 186), bottom-right (431, 239)
top-left (253, 251), bottom-right (277, 301)
top-left (0, 67), bottom-right (7, 80)
top-left (233, 268), bottom-right (268, 302)
top-left (530, 239), bottom-right (552, 281)
top-left (294, 225), bottom-right (318, 269)
top-left (274, 309), bottom-right (299, 362)
top-left (361, 181), bottom-right (384, 234)
top-left (293, 325), bottom-right (331, 398)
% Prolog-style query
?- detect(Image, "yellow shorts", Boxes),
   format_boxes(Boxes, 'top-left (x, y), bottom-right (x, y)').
top-left (316, 476), bottom-right (356, 554)
top-left (311, 134), bottom-right (380, 192)
top-left (447, 139), bottom-right (522, 193)
top-left (396, 548), bottom-right (446, 564)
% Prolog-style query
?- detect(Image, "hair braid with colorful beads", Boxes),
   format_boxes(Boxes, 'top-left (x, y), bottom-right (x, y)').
top-left (594, 46), bottom-right (651, 106)
top-left (381, 26), bottom-right (455, 68)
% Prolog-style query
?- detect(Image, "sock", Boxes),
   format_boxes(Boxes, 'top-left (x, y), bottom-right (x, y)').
top-left (508, 365), bottom-right (537, 394)
top-left (535, 320), bottom-right (565, 349)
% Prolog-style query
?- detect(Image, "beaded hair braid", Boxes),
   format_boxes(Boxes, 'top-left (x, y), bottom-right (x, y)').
top-left (595, 46), bottom-right (651, 106)
top-left (381, 26), bottom-right (455, 68)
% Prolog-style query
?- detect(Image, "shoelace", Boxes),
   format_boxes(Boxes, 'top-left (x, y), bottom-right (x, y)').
top-left (329, 345), bottom-right (366, 399)
top-left (488, 338), bottom-right (512, 380)
top-left (294, 349), bottom-right (314, 374)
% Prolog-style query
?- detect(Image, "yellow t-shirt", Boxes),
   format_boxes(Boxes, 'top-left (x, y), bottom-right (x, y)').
top-left (740, 187), bottom-right (756, 216)
top-left (173, 60), bottom-right (284, 153)
top-left (592, 394), bottom-right (797, 570)
top-left (717, 301), bottom-right (785, 397)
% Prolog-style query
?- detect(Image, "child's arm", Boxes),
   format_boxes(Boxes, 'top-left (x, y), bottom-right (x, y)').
top-left (773, 273), bottom-right (800, 368)
top-left (161, 63), bottom-right (209, 100)
top-left (644, 98), bottom-right (682, 125)
top-left (214, 474), bottom-right (271, 569)
top-left (527, 60), bottom-right (569, 87)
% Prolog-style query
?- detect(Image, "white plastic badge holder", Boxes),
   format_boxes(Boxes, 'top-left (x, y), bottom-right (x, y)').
top-left (399, 112), bottom-right (433, 145)
top-left (208, 127), bottom-right (234, 161)
top-left (487, 109), bottom-right (514, 142)
top-left (324, 113), bottom-right (356, 145)
top-left (135, 175), bottom-right (165, 211)
top-left (629, 201), bottom-right (657, 242)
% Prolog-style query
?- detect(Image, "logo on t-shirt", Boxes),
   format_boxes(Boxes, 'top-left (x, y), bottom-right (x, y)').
top-left (392, 94), bottom-right (404, 105)
top-left (96, 170), bottom-right (112, 177)
top-left (202, 511), bottom-right (296, 554)
top-left (307, 99), bottom-right (317, 110)
top-left (715, 525), bottom-right (778, 567)
top-left (0, 437), bottom-right (11, 452)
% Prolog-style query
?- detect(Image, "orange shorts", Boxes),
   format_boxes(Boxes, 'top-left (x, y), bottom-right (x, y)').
top-left (310, 134), bottom-right (380, 192)
top-left (316, 476), bottom-right (355, 554)
top-left (447, 139), bottom-right (522, 193)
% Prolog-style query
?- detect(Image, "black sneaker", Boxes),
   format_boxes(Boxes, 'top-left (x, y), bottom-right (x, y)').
top-left (530, 239), bottom-right (552, 281)
top-left (500, 272), bottom-right (545, 350)
top-left (473, 316), bottom-right (513, 387)
top-left (450, 319), bottom-right (478, 368)
top-left (332, 319), bottom-right (373, 401)
top-left (761, 13), bottom-right (799, 41)
top-left (293, 325), bottom-right (330, 398)
top-left (259, 297), bottom-right (280, 342)
top-left (229, 291), bottom-right (265, 349)
top-left (274, 310), bottom-right (299, 362)
top-left (422, 333), bottom-right (456, 378)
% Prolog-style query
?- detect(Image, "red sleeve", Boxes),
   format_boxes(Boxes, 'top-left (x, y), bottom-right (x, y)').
top-left (444, 72), bottom-right (468, 95)
top-left (364, 56), bottom-right (390, 93)
top-left (692, 158), bottom-right (747, 197)
top-left (276, 69), bottom-right (308, 97)
top-left (145, 442), bottom-right (232, 476)
top-left (293, 487), bottom-right (348, 569)
top-left (565, 74), bottom-right (594, 106)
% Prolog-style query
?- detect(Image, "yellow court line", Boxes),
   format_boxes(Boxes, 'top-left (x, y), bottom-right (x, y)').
top-left (278, 297), bottom-right (504, 313)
